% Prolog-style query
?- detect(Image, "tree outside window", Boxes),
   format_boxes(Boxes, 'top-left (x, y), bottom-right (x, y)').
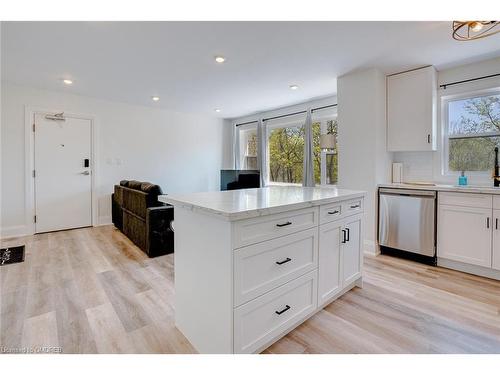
top-left (267, 118), bottom-right (338, 185)
top-left (447, 93), bottom-right (500, 172)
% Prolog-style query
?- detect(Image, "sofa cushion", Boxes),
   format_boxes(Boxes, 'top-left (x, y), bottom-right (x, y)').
top-left (127, 180), bottom-right (143, 190)
top-left (141, 182), bottom-right (163, 196)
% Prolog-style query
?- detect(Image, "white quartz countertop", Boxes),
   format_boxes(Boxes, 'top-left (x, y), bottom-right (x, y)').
top-left (379, 183), bottom-right (500, 195)
top-left (159, 186), bottom-right (366, 221)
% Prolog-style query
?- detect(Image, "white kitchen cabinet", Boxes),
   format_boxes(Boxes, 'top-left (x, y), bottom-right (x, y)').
top-left (438, 204), bottom-right (492, 268)
top-left (318, 213), bottom-right (362, 307)
top-left (162, 188), bottom-right (366, 354)
top-left (234, 227), bottom-right (318, 306)
top-left (342, 215), bottom-right (363, 285)
top-left (387, 66), bottom-right (437, 151)
top-left (234, 270), bottom-right (317, 354)
top-left (318, 221), bottom-right (342, 306)
top-left (493, 210), bottom-right (500, 271)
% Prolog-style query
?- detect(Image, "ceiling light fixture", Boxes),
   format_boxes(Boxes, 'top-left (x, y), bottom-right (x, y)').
top-left (62, 79), bottom-right (73, 85)
top-left (289, 85), bottom-right (299, 90)
top-left (151, 96), bottom-right (160, 102)
top-left (452, 21), bottom-right (500, 41)
top-left (215, 109), bottom-right (221, 113)
top-left (215, 56), bottom-right (226, 63)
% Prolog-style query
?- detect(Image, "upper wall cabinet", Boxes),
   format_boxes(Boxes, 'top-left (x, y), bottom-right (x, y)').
top-left (387, 66), bottom-right (437, 152)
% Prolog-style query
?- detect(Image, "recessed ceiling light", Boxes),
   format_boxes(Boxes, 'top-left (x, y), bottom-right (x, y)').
top-left (151, 96), bottom-right (160, 102)
top-left (215, 109), bottom-right (221, 113)
top-left (289, 85), bottom-right (299, 90)
top-left (62, 79), bottom-right (73, 85)
top-left (215, 56), bottom-right (226, 63)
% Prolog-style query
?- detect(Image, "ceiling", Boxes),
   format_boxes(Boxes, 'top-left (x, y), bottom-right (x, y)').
top-left (2, 21), bottom-right (500, 119)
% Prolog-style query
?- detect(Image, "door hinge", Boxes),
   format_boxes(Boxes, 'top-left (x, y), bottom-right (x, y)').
top-left (33, 170), bottom-right (36, 178)
top-left (34, 215), bottom-right (37, 223)
top-left (32, 123), bottom-right (35, 132)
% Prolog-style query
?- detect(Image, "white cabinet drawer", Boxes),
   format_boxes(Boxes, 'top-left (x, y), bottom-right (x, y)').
top-left (439, 192), bottom-right (492, 209)
top-left (342, 198), bottom-right (363, 217)
top-left (319, 202), bottom-right (343, 224)
top-left (319, 198), bottom-right (364, 225)
top-left (233, 207), bottom-right (318, 248)
top-left (233, 270), bottom-right (317, 354)
top-left (234, 227), bottom-right (318, 306)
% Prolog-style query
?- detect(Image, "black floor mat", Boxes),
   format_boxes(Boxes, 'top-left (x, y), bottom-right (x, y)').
top-left (0, 245), bottom-right (25, 266)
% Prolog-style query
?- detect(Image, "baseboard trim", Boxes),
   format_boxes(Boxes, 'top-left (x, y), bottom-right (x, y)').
top-left (97, 216), bottom-right (112, 226)
top-left (437, 258), bottom-right (500, 281)
top-left (0, 225), bottom-right (28, 239)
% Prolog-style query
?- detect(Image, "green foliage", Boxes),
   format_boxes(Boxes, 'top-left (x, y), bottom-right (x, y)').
top-left (268, 120), bottom-right (338, 184)
top-left (449, 95), bottom-right (500, 172)
top-left (268, 126), bottom-right (304, 183)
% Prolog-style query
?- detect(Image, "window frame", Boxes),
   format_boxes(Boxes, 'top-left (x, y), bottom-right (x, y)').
top-left (236, 122), bottom-right (259, 171)
top-left (441, 87), bottom-right (500, 177)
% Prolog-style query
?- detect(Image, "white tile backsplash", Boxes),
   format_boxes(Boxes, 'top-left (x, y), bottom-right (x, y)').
top-left (392, 152), bottom-right (434, 182)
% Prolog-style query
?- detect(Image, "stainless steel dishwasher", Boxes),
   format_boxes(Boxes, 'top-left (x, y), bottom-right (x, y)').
top-left (378, 188), bottom-right (436, 259)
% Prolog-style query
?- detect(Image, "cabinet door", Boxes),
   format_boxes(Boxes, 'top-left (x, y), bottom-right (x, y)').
top-left (387, 66), bottom-right (436, 152)
top-left (342, 215), bottom-right (362, 286)
top-left (318, 220), bottom-right (342, 306)
top-left (438, 205), bottom-right (492, 267)
top-left (493, 211), bottom-right (500, 271)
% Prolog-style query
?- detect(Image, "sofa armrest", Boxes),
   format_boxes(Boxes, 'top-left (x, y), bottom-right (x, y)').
top-left (145, 205), bottom-right (174, 257)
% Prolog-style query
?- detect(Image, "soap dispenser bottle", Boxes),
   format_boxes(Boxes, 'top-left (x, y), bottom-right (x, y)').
top-left (458, 171), bottom-right (468, 186)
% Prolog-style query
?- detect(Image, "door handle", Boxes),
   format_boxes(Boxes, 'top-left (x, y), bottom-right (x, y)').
top-left (427, 134), bottom-right (431, 143)
top-left (275, 257), bottom-right (291, 265)
top-left (276, 221), bottom-right (292, 227)
top-left (487, 217), bottom-right (490, 229)
top-left (496, 218), bottom-right (498, 230)
top-left (80, 171), bottom-right (90, 175)
top-left (341, 229), bottom-right (346, 243)
top-left (328, 210), bottom-right (340, 215)
top-left (275, 305), bottom-right (291, 315)
top-left (345, 227), bottom-right (350, 242)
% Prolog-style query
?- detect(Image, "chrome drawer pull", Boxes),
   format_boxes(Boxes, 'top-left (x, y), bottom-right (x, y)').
top-left (275, 257), bottom-right (291, 265)
top-left (328, 210), bottom-right (340, 215)
top-left (350, 204), bottom-right (360, 209)
top-left (275, 305), bottom-right (291, 315)
top-left (276, 221), bottom-right (292, 227)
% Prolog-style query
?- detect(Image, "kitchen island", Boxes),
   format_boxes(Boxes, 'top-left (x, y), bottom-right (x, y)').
top-left (159, 186), bottom-right (366, 353)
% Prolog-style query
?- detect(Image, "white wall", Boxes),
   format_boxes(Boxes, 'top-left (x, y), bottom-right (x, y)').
top-left (337, 68), bottom-right (391, 255)
top-left (393, 56), bottom-right (500, 184)
top-left (1, 82), bottom-right (224, 238)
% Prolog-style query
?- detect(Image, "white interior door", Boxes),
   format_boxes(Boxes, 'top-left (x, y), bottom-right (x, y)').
top-left (34, 113), bottom-right (92, 233)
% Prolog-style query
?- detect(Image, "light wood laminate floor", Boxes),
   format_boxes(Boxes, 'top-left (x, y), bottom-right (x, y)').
top-left (2, 225), bottom-right (500, 354)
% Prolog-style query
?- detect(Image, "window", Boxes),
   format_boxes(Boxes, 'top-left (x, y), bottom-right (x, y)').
top-left (445, 91), bottom-right (500, 173)
top-left (267, 114), bottom-right (305, 184)
top-left (237, 124), bottom-right (258, 170)
top-left (235, 103), bottom-right (338, 186)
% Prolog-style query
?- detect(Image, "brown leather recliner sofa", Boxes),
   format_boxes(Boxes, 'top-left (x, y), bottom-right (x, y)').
top-left (112, 180), bottom-right (174, 257)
